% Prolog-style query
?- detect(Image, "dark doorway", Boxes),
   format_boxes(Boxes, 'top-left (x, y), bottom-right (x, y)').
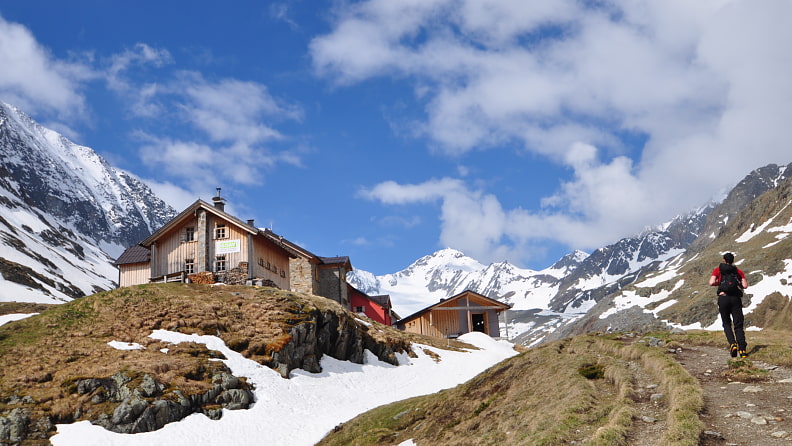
top-left (472, 313), bottom-right (486, 333)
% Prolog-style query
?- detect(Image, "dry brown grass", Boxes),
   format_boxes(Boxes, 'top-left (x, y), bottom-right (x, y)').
top-left (320, 335), bottom-right (630, 446)
top-left (0, 301), bottom-right (54, 316)
top-left (0, 283), bottom-right (457, 441)
top-left (319, 333), bottom-right (707, 446)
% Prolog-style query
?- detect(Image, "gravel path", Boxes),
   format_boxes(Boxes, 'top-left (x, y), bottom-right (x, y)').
top-left (675, 345), bottom-right (792, 445)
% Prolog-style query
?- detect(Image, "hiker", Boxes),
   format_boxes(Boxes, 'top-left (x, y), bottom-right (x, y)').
top-left (708, 252), bottom-right (749, 358)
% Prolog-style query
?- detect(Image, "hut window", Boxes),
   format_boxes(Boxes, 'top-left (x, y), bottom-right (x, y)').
top-left (185, 259), bottom-right (195, 274)
top-left (215, 224), bottom-right (227, 239)
top-left (215, 255), bottom-right (227, 272)
top-left (185, 227), bottom-right (195, 242)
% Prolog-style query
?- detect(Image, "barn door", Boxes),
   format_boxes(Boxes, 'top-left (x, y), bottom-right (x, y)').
top-left (471, 313), bottom-right (486, 334)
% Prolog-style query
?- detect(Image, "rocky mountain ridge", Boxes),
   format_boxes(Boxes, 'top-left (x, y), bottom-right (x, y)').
top-left (1, 99), bottom-right (790, 347)
top-left (0, 102), bottom-right (176, 302)
top-left (348, 162), bottom-right (792, 345)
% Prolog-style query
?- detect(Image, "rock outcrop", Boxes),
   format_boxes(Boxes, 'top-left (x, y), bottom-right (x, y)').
top-left (267, 308), bottom-right (409, 378)
top-left (77, 369), bottom-right (254, 434)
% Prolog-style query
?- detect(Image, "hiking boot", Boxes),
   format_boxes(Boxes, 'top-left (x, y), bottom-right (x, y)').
top-left (729, 344), bottom-right (738, 357)
top-left (739, 350), bottom-right (748, 358)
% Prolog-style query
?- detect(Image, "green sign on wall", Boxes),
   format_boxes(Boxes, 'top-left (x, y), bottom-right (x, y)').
top-left (216, 239), bottom-right (241, 254)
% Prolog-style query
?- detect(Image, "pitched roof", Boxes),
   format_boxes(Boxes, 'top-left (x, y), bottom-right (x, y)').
top-left (368, 294), bottom-right (392, 309)
top-left (139, 199), bottom-right (259, 247)
top-left (114, 245), bottom-right (150, 265)
top-left (136, 199), bottom-right (302, 259)
top-left (396, 290), bottom-right (511, 324)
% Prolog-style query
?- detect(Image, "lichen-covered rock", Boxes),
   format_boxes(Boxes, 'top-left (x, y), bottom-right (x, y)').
top-left (0, 408), bottom-right (29, 444)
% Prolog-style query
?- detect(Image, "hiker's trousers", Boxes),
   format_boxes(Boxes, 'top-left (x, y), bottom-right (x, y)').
top-left (718, 294), bottom-right (746, 351)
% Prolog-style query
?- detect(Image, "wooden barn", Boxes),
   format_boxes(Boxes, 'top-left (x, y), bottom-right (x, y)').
top-left (116, 190), bottom-right (294, 289)
top-left (396, 290), bottom-right (511, 338)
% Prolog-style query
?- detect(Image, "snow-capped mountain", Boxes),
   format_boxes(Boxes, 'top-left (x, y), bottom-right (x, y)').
top-left (2, 99), bottom-right (790, 348)
top-left (0, 102), bottom-right (176, 303)
top-left (349, 162), bottom-right (792, 345)
top-left (551, 164), bottom-right (792, 343)
top-left (348, 208), bottom-right (711, 319)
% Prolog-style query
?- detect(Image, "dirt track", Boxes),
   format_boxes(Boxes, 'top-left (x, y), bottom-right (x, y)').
top-left (676, 345), bottom-right (792, 445)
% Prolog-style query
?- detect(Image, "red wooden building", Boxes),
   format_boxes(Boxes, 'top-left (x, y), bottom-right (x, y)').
top-left (348, 285), bottom-right (397, 326)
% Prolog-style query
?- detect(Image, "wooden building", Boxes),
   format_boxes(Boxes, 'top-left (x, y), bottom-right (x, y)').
top-left (116, 190), bottom-right (293, 289)
top-left (114, 245), bottom-right (150, 287)
top-left (115, 190), bottom-right (370, 314)
top-left (396, 290), bottom-right (511, 338)
top-left (348, 285), bottom-right (396, 326)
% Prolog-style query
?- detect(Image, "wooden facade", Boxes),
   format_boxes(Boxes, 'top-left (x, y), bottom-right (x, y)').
top-left (116, 191), bottom-right (392, 321)
top-left (116, 195), bottom-right (292, 289)
top-left (115, 245), bottom-right (151, 287)
top-left (396, 290), bottom-right (510, 338)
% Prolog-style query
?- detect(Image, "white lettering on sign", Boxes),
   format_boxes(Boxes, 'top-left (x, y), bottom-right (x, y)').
top-left (216, 239), bottom-right (241, 254)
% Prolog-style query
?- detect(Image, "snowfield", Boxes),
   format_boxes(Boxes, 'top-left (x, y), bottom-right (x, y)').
top-left (50, 330), bottom-right (518, 446)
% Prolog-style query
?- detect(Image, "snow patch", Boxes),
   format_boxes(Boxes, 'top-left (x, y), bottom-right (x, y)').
top-left (52, 330), bottom-right (517, 446)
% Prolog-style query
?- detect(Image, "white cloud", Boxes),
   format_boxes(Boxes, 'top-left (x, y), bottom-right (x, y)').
top-left (0, 15), bottom-right (91, 118)
top-left (106, 43), bottom-right (172, 93)
top-left (316, 0), bottom-right (792, 263)
top-left (360, 173), bottom-right (630, 265)
top-left (101, 43), bottom-right (173, 118)
top-left (142, 179), bottom-right (198, 210)
top-left (177, 73), bottom-right (300, 144)
top-left (361, 178), bottom-right (515, 264)
top-left (133, 73), bottom-right (305, 192)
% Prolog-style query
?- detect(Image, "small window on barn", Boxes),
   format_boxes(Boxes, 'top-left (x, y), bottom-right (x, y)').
top-left (215, 255), bottom-right (227, 272)
top-left (185, 259), bottom-right (195, 274)
top-left (280, 270), bottom-right (286, 278)
top-left (354, 306), bottom-right (365, 313)
top-left (215, 224), bottom-right (227, 239)
top-left (184, 227), bottom-right (195, 242)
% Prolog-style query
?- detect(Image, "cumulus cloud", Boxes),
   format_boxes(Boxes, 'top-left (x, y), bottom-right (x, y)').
top-left (361, 178), bottom-right (514, 264)
top-left (359, 155), bottom-right (647, 266)
top-left (316, 0), bottom-right (792, 264)
top-left (0, 15), bottom-right (92, 119)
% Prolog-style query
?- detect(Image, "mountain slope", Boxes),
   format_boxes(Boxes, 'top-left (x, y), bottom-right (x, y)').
top-left (349, 163), bottom-right (792, 345)
top-left (0, 283), bottom-right (514, 444)
top-left (0, 102), bottom-right (176, 302)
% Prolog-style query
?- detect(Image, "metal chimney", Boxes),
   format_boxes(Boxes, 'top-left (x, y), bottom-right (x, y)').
top-left (212, 187), bottom-right (226, 211)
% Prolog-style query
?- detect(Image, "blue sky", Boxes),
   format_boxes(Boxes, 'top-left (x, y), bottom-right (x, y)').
top-left (1, 1), bottom-right (790, 275)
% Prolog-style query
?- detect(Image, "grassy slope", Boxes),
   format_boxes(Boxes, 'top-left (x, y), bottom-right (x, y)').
top-left (320, 328), bottom-right (792, 446)
top-left (4, 285), bottom-right (792, 446)
top-left (319, 332), bottom-right (706, 446)
top-left (0, 283), bottom-right (461, 443)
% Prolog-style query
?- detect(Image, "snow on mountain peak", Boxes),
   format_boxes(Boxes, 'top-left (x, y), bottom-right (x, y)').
top-left (0, 101), bottom-right (176, 303)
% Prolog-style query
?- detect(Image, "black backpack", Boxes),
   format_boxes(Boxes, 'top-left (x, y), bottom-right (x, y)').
top-left (718, 263), bottom-right (743, 297)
